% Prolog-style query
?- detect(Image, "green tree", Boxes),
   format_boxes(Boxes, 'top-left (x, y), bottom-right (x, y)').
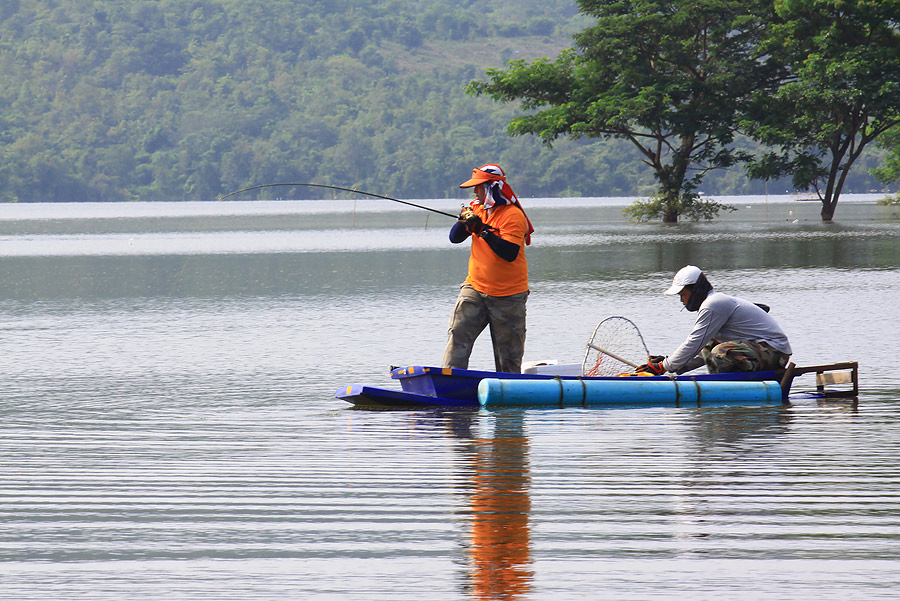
top-left (743, 0), bottom-right (900, 221)
top-left (469, 0), bottom-right (780, 222)
top-left (872, 125), bottom-right (900, 203)
top-left (6, 0), bottom-right (889, 204)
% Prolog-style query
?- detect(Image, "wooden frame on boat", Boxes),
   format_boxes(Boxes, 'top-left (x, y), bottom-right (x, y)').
top-left (780, 361), bottom-right (859, 399)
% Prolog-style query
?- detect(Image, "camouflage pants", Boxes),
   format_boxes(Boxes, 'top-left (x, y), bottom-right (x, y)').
top-left (702, 339), bottom-right (790, 374)
top-left (442, 284), bottom-right (528, 373)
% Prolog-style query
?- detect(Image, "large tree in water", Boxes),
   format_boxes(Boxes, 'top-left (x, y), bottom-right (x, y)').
top-left (469, 0), bottom-right (781, 222)
top-left (743, 0), bottom-right (900, 221)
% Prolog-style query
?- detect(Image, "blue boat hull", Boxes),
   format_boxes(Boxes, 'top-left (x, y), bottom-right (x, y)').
top-left (336, 384), bottom-right (474, 409)
top-left (336, 365), bottom-right (791, 409)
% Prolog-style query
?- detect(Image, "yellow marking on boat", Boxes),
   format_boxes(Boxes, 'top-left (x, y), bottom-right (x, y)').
top-left (442, 368), bottom-right (452, 375)
top-left (346, 386), bottom-right (352, 394)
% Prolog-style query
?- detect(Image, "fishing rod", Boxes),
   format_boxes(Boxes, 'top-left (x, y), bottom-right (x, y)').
top-left (218, 182), bottom-right (459, 219)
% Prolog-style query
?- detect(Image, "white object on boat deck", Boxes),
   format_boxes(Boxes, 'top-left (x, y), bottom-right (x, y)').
top-left (521, 360), bottom-right (583, 376)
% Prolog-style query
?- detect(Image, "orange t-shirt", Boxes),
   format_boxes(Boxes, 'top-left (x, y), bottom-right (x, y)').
top-left (465, 203), bottom-right (529, 297)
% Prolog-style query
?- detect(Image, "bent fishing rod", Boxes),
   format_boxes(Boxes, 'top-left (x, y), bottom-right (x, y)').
top-left (218, 183), bottom-right (459, 219)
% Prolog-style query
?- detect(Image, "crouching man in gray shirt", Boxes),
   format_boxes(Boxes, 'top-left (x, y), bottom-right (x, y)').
top-left (636, 265), bottom-right (792, 375)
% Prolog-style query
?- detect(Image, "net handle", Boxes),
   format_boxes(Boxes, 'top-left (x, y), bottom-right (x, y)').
top-left (586, 343), bottom-right (640, 369)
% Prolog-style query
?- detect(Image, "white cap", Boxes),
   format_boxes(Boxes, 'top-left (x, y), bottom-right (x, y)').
top-left (664, 265), bottom-right (703, 295)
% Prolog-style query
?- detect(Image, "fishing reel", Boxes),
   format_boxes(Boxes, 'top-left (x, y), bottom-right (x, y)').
top-left (459, 204), bottom-right (475, 220)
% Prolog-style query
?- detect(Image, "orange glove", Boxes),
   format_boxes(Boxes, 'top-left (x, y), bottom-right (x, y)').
top-left (635, 359), bottom-right (665, 375)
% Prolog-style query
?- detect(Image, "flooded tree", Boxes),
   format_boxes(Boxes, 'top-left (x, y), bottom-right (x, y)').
top-left (468, 0), bottom-right (783, 222)
top-left (743, 0), bottom-right (900, 221)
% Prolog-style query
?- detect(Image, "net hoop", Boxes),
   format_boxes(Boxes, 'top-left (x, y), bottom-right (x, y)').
top-left (582, 316), bottom-right (650, 377)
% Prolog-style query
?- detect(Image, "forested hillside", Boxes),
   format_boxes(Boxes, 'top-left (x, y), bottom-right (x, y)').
top-left (0, 0), bottom-right (887, 202)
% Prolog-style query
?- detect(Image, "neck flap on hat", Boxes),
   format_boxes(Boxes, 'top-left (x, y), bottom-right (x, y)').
top-left (475, 165), bottom-right (534, 245)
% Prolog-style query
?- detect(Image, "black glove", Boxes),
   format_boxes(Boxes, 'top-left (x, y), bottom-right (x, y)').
top-left (648, 355), bottom-right (666, 363)
top-left (464, 214), bottom-right (485, 235)
top-left (635, 359), bottom-right (666, 375)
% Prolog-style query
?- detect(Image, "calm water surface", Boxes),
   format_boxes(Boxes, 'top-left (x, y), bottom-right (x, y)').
top-left (1, 197), bottom-right (899, 600)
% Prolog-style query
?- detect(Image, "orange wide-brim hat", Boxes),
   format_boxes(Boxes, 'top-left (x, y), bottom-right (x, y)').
top-left (459, 164), bottom-right (505, 188)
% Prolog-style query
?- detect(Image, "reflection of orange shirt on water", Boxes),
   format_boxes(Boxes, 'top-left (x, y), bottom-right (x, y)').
top-left (469, 434), bottom-right (532, 600)
top-left (465, 204), bottom-right (529, 297)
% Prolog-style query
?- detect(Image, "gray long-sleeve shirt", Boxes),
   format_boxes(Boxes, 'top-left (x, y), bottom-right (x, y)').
top-left (662, 290), bottom-right (792, 373)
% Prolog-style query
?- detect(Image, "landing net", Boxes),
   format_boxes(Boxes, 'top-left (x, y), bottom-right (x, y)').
top-left (582, 316), bottom-right (650, 377)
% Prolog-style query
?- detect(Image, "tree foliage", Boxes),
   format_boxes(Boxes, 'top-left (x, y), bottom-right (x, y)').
top-left (469, 0), bottom-right (782, 222)
top-left (873, 126), bottom-right (900, 187)
top-left (873, 125), bottom-right (900, 204)
top-left (0, 0), bottom-right (598, 202)
top-left (743, 0), bottom-right (900, 220)
top-left (0, 0), bottom-right (891, 205)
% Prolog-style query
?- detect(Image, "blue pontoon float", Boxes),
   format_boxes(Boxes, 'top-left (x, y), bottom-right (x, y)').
top-left (335, 361), bottom-right (858, 409)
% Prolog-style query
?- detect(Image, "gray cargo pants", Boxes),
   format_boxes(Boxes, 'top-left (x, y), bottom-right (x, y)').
top-left (441, 284), bottom-right (528, 373)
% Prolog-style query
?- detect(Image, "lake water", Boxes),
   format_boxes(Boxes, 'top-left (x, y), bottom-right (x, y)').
top-left (1, 196), bottom-right (898, 600)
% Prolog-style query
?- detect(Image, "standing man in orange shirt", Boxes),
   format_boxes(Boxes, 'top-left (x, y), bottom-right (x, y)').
top-left (441, 164), bottom-right (534, 373)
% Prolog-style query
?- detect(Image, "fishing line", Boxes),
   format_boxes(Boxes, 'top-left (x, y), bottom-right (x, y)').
top-left (218, 183), bottom-right (459, 219)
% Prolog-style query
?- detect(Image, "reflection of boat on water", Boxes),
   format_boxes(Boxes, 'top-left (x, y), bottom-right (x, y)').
top-left (336, 362), bottom-right (858, 409)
